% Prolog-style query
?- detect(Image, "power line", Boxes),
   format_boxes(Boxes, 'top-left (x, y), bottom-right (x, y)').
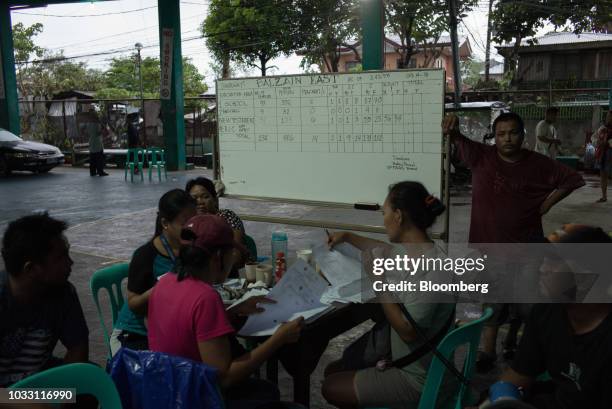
top-left (22, 26), bottom-right (262, 64)
top-left (13, 5), bottom-right (158, 18)
top-left (45, 14), bottom-right (204, 50)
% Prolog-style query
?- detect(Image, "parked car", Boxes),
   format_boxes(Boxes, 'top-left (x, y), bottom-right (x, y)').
top-left (0, 128), bottom-right (64, 175)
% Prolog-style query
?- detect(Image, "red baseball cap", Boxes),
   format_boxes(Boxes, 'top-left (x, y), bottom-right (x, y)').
top-left (181, 214), bottom-right (247, 253)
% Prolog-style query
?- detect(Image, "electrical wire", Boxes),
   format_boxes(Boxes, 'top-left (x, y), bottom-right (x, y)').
top-left (13, 5), bottom-right (159, 18)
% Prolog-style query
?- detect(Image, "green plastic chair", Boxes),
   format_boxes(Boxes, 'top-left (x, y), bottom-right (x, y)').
top-left (124, 148), bottom-right (144, 182)
top-left (11, 363), bottom-right (122, 408)
top-left (417, 307), bottom-right (494, 409)
top-left (243, 234), bottom-right (257, 261)
top-left (368, 308), bottom-right (493, 409)
top-left (90, 263), bottom-right (129, 357)
top-left (147, 147), bottom-right (167, 182)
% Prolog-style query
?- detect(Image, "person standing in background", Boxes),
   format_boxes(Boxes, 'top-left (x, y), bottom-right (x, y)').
top-left (88, 125), bottom-right (108, 177)
top-left (535, 107), bottom-right (561, 160)
top-left (594, 110), bottom-right (612, 203)
top-left (127, 112), bottom-right (141, 174)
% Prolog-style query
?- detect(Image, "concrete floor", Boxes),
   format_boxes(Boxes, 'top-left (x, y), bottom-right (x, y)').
top-left (0, 166), bottom-right (610, 407)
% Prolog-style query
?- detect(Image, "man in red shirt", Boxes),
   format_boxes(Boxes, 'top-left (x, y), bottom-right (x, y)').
top-left (442, 112), bottom-right (585, 370)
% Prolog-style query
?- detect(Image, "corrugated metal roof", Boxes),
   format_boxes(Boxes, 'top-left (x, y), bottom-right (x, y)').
top-left (500, 32), bottom-right (612, 48)
top-left (479, 64), bottom-right (504, 75)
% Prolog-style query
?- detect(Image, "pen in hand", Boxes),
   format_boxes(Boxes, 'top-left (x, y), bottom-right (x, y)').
top-left (325, 229), bottom-right (334, 250)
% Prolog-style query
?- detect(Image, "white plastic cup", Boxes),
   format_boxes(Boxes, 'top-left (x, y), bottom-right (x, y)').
top-left (245, 262), bottom-right (258, 283)
top-left (263, 270), bottom-right (274, 287)
top-left (296, 249), bottom-right (313, 265)
top-left (256, 264), bottom-right (272, 284)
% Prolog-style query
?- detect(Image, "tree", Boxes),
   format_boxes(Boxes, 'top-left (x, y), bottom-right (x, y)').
top-left (203, 0), bottom-right (301, 76)
top-left (13, 24), bottom-right (104, 99)
top-left (294, 0), bottom-right (360, 72)
top-left (12, 22), bottom-right (44, 66)
top-left (101, 55), bottom-right (206, 98)
top-left (461, 57), bottom-right (484, 88)
top-left (385, 0), bottom-right (477, 69)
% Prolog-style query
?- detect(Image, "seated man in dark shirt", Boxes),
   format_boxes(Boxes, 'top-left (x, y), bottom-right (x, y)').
top-left (495, 226), bottom-right (612, 409)
top-left (0, 213), bottom-right (89, 387)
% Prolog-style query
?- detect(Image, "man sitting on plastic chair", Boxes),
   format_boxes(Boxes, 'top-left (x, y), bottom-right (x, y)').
top-left (0, 215), bottom-right (90, 392)
top-left (482, 226), bottom-right (612, 409)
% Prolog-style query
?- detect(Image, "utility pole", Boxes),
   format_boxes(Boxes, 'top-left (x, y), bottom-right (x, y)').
top-left (484, 0), bottom-right (494, 82)
top-left (449, 0), bottom-right (462, 108)
top-left (135, 42), bottom-right (144, 111)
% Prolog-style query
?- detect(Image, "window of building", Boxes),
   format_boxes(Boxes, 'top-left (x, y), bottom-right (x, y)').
top-left (436, 58), bottom-right (443, 68)
top-left (408, 59), bottom-right (417, 68)
top-left (536, 60), bottom-right (544, 73)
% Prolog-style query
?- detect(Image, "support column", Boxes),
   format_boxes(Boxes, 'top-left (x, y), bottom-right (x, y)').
top-left (449, 0), bottom-right (462, 108)
top-left (609, 78), bottom-right (612, 110)
top-left (0, 4), bottom-right (20, 134)
top-left (158, 0), bottom-right (186, 170)
top-left (360, 0), bottom-right (384, 71)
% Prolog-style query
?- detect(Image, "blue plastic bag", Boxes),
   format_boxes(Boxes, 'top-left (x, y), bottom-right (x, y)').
top-left (109, 348), bottom-right (224, 409)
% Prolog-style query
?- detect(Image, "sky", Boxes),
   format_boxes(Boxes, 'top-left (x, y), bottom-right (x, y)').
top-left (9, 0), bottom-right (523, 92)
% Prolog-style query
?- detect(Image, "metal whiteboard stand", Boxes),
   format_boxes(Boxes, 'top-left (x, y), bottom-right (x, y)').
top-left (212, 133), bottom-right (451, 242)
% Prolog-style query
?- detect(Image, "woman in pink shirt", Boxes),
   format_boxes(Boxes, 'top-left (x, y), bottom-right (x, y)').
top-left (147, 214), bottom-right (304, 405)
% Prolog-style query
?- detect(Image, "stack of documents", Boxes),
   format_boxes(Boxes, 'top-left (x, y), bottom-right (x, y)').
top-left (313, 243), bottom-right (364, 304)
top-left (238, 259), bottom-right (331, 336)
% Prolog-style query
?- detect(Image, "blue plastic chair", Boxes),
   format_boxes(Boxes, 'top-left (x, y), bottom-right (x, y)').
top-left (11, 363), bottom-right (122, 408)
top-left (109, 348), bottom-right (224, 409)
top-left (90, 263), bottom-right (129, 358)
top-left (124, 148), bottom-right (144, 182)
top-left (147, 147), bottom-right (167, 181)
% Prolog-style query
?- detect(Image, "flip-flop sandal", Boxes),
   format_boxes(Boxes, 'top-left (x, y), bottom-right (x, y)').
top-left (596, 198), bottom-right (607, 203)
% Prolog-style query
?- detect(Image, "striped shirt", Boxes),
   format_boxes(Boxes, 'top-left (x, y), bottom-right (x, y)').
top-left (0, 271), bottom-right (89, 386)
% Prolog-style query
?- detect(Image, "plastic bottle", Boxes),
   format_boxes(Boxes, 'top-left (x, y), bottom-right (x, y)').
top-left (275, 252), bottom-right (286, 280)
top-left (271, 231), bottom-right (288, 268)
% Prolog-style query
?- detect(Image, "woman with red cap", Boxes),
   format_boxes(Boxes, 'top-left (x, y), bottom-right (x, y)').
top-left (147, 214), bottom-right (304, 407)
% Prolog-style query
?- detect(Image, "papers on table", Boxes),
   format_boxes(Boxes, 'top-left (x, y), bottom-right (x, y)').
top-left (227, 287), bottom-right (270, 310)
top-left (312, 243), bottom-right (364, 304)
top-left (238, 259), bottom-right (331, 336)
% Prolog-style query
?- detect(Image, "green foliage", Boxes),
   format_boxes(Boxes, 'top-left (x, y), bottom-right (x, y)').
top-left (103, 55), bottom-right (207, 97)
top-left (386, 0), bottom-right (477, 68)
top-left (94, 87), bottom-right (135, 100)
top-left (203, 0), bottom-right (301, 76)
top-left (12, 22), bottom-right (44, 65)
top-left (294, 0), bottom-right (360, 72)
top-left (461, 57), bottom-right (484, 88)
top-left (13, 23), bottom-right (206, 100)
top-left (16, 50), bottom-right (105, 98)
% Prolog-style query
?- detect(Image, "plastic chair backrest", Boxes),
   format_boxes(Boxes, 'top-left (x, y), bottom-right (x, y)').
top-left (243, 234), bottom-right (257, 261)
top-left (126, 148), bottom-right (144, 164)
top-left (417, 307), bottom-right (494, 409)
top-left (109, 348), bottom-right (224, 409)
top-left (148, 147), bottom-right (166, 164)
top-left (11, 363), bottom-right (122, 408)
top-left (90, 263), bottom-right (129, 354)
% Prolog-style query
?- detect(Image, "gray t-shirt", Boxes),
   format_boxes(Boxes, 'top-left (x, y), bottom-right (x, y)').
top-left (385, 245), bottom-right (456, 393)
top-left (0, 271), bottom-right (89, 386)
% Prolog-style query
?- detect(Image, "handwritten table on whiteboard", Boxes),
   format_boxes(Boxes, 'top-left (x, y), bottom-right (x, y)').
top-left (217, 70), bottom-right (445, 204)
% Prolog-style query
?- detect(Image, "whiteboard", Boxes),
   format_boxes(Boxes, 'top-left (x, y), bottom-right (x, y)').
top-left (217, 69), bottom-right (444, 205)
